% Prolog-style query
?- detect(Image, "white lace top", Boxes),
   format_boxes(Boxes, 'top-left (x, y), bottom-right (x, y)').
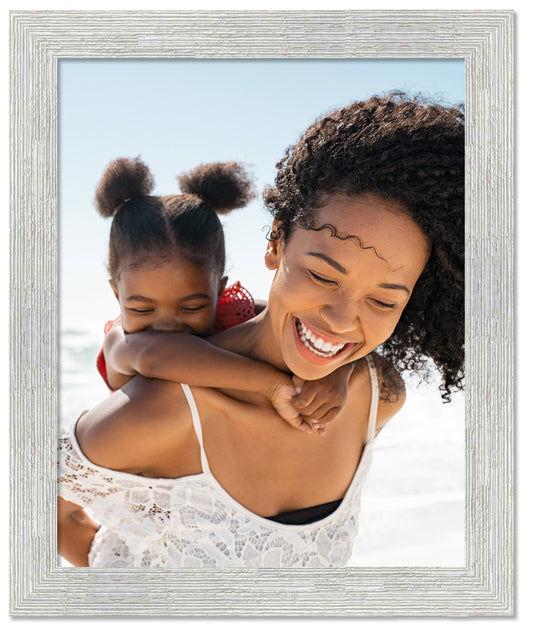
top-left (58, 357), bottom-right (379, 568)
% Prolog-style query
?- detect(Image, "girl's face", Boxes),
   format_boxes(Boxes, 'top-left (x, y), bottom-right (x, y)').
top-left (265, 193), bottom-right (430, 380)
top-left (110, 253), bottom-right (226, 335)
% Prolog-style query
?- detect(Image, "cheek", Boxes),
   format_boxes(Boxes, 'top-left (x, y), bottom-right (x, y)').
top-left (271, 264), bottom-right (309, 304)
top-left (187, 306), bottom-right (218, 331)
top-left (367, 312), bottom-right (401, 343)
top-left (120, 312), bottom-right (151, 333)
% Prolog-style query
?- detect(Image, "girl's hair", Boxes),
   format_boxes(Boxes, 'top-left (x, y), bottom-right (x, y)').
top-left (95, 157), bottom-right (256, 280)
top-left (264, 92), bottom-right (465, 401)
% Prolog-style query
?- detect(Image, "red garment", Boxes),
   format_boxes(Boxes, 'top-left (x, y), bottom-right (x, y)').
top-left (96, 281), bottom-right (256, 391)
top-left (95, 315), bottom-right (123, 391)
top-left (213, 280), bottom-right (256, 333)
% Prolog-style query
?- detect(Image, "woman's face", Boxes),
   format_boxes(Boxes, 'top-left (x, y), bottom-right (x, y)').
top-left (265, 193), bottom-right (431, 380)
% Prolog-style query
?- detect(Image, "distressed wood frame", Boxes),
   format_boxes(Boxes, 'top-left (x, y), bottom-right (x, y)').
top-left (10, 10), bottom-right (514, 616)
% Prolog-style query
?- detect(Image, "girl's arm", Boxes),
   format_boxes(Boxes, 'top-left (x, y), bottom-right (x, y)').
top-left (104, 326), bottom-right (313, 433)
top-left (57, 497), bottom-right (99, 567)
top-left (105, 325), bottom-right (286, 396)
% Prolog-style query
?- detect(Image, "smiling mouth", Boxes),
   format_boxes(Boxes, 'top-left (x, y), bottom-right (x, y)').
top-left (295, 318), bottom-right (354, 358)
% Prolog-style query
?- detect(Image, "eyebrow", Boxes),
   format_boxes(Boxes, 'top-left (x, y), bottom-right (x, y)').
top-left (181, 294), bottom-right (211, 302)
top-left (306, 252), bottom-right (410, 294)
top-left (378, 283), bottom-right (410, 295)
top-left (126, 293), bottom-right (211, 303)
top-left (306, 252), bottom-right (347, 275)
top-left (126, 294), bottom-right (154, 303)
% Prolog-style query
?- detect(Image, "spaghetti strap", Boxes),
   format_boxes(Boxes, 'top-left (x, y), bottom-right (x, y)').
top-left (180, 383), bottom-right (210, 473)
top-left (364, 356), bottom-right (379, 442)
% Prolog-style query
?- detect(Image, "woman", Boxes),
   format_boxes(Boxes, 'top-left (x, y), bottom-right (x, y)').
top-left (58, 92), bottom-right (464, 568)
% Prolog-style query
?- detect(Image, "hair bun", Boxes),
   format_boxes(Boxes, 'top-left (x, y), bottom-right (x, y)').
top-left (177, 161), bottom-right (256, 215)
top-left (95, 156), bottom-right (155, 218)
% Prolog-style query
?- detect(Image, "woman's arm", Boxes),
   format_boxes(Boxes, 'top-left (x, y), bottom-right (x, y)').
top-left (58, 377), bottom-right (197, 566)
top-left (57, 497), bottom-right (99, 567)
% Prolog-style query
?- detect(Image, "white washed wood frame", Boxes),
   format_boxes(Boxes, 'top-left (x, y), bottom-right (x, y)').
top-left (9, 10), bottom-right (514, 616)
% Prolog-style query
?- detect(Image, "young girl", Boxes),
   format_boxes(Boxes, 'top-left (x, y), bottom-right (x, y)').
top-left (92, 156), bottom-right (354, 434)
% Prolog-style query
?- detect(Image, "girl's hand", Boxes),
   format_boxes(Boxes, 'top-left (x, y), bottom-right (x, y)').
top-left (268, 376), bottom-right (314, 434)
top-left (291, 364), bottom-right (355, 436)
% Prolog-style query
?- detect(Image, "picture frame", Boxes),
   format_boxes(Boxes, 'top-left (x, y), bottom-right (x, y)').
top-left (9, 10), bottom-right (514, 616)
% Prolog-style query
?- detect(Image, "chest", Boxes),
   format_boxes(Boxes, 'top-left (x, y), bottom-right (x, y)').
top-left (195, 390), bottom-right (371, 517)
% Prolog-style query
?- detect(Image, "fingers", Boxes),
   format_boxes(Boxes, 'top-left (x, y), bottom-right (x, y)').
top-left (291, 387), bottom-right (318, 410)
top-left (303, 418), bottom-right (327, 436)
top-left (291, 375), bottom-right (305, 395)
top-left (298, 421), bottom-right (313, 434)
top-left (293, 395), bottom-right (340, 422)
top-left (312, 406), bottom-right (340, 425)
top-left (299, 403), bottom-right (341, 437)
top-left (278, 408), bottom-right (313, 434)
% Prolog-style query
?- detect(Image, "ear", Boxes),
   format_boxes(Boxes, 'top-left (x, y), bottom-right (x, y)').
top-left (265, 223), bottom-right (283, 271)
top-left (109, 278), bottom-right (119, 300)
top-left (217, 275), bottom-right (228, 298)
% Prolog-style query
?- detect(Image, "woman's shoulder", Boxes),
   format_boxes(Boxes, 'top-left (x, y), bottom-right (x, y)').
top-left (75, 376), bottom-right (192, 473)
top-left (351, 353), bottom-right (406, 436)
top-left (208, 313), bottom-right (258, 353)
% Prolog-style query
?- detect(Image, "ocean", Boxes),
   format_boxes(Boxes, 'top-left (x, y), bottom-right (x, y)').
top-left (59, 327), bottom-right (465, 567)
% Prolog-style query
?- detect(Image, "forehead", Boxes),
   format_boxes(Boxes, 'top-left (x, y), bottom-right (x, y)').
top-left (117, 254), bottom-right (215, 289)
top-left (292, 193), bottom-right (430, 274)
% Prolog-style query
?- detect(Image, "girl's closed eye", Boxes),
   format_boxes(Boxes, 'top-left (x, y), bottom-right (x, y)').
top-left (181, 305), bottom-right (209, 313)
top-left (128, 307), bottom-right (154, 314)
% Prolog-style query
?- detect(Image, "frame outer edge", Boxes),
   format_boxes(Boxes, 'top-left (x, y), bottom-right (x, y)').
top-left (9, 10), bottom-right (514, 616)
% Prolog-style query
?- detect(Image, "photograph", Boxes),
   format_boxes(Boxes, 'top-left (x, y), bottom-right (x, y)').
top-left (57, 58), bottom-right (465, 569)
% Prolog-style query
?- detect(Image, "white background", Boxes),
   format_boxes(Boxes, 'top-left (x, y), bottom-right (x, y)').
top-left (1, 1), bottom-right (529, 634)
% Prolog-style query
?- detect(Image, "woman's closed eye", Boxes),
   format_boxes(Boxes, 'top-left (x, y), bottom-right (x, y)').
top-left (307, 270), bottom-right (337, 286)
top-left (369, 298), bottom-right (397, 310)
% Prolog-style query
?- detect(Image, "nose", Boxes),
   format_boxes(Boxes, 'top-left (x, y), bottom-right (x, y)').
top-left (151, 315), bottom-right (184, 332)
top-left (320, 297), bottom-right (361, 335)
top-left (151, 321), bottom-right (177, 332)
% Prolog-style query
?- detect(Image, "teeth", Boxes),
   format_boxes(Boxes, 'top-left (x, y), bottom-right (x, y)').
top-left (296, 319), bottom-right (347, 358)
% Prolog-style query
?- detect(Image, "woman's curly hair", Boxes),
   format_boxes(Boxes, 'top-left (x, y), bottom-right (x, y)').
top-left (264, 92), bottom-right (464, 401)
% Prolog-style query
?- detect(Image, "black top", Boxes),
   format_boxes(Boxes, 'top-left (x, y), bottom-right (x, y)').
top-left (266, 499), bottom-right (343, 525)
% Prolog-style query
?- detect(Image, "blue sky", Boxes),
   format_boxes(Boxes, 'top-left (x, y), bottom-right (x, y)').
top-left (59, 58), bottom-right (464, 330)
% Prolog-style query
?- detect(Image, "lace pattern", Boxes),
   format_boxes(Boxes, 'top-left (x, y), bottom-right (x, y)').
top-left (58, 430), bottom-right (372, 568)
top-left (58, 356), bottom-right (378, 568)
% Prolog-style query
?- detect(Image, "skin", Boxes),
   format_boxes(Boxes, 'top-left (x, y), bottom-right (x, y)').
top-left (105, 253), bottom-right (223, 390)
top-left (104, 251), bottom-right (352, 432)
top-left (256, 193), bottom-right (430, 380)
top-left (58, 192), bottom-right (430, 565)
top-left (109, 252), bottom-right (226, 336)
